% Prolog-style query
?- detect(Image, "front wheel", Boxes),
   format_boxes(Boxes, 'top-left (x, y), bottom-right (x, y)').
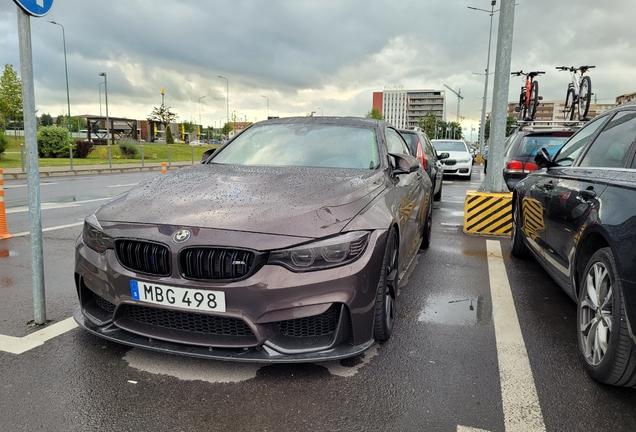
top-left (577, 248), bottom-right (636, 387)
top-left (527, 81), bottom-right (540, 120)
top-left (564, 88), bottom-right (575, 121)
top-left (374, 228), bottom-right (398, 341)
top-left (578, 76), bottom-right (592, 120)
top-left (510, 200), bottom-right (528, 258)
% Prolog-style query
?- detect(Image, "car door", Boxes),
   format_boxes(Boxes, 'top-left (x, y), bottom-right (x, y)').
top-left (422, 135), bottom-right (443, 190)
top-left (542, 112), bottom-right (636, 292)
top-left (385, 127), bottom-right (426, 265)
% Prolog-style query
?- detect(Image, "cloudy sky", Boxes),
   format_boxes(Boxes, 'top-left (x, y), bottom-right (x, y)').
top-left (2, 0), bottom-right (635, 138)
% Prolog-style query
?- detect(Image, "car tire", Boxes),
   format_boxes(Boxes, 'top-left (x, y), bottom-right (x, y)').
top-left (374, 228), bottom-right (398, 341)
top-left (434, 179), bottom-right (443, 201)
top-left (510, 200), bottom-right (528, 258)
top-left (420, 196), bottom-right (433, 249)
top-left (577, 248), bottom-right (636, 387)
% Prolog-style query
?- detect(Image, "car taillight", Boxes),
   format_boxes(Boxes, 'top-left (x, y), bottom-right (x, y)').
top-left (416, 141), bottom-right (427, 169)
top-left (505, 160), bottom-right (539, 174)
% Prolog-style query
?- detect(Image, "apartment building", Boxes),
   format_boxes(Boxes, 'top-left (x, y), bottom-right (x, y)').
top-left (373, 86), bottom-right (446, 129)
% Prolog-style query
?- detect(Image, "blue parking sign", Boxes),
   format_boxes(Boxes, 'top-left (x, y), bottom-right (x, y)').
top-left (13, 0), bottom-right (54, 17)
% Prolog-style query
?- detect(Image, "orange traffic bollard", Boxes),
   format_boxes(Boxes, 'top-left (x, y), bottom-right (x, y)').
top-left (161, 162), bottom-right (167, 174)
top-left (0, 169), bottom-right (13, 239)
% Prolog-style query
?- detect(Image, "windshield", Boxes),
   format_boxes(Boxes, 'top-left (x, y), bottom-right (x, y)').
top-left (432, 140), bottom-right (468, 152)
top-left (211, 123), bottom-right (379, 169)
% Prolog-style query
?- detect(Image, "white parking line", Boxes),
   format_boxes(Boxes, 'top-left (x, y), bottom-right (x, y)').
top-left (487, 240), bottom-right (546, 431)
top-left (11, 221), bottom-right (84, 237)
top-left (0, 317), bottom-right (78, 354)
top-left (6, 197), bottom-right (111, 214)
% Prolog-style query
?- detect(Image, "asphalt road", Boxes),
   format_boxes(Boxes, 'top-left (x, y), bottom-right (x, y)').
top-left (1, 167), bottom-right (635, 432)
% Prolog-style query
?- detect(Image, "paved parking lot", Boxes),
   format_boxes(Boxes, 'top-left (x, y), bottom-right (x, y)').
top-left (1, 167), bottom-right (635, 431)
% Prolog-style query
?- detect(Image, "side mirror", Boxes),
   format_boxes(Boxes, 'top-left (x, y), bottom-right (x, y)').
top-left (534, 147), bottom-right (554, 169)
top-left (200, 148), bottom-right (216, 163)
top-left (437, 152), bottom-right (450, 160)
top-left (390, 153), bottom-right (420, 175)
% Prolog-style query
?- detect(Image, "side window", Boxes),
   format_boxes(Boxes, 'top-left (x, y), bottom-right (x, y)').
top-left (423, 138), bottom-right (437, 162)
top-left (385, 128), bottom-right (410, 155)
top-left (579, 110), bottom-right (636, 168)
top-left (553, 115), bottom-right (606, 166)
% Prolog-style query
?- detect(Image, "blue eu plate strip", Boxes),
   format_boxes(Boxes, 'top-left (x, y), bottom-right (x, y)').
top-left (130, 280), bottom-right (140, 300)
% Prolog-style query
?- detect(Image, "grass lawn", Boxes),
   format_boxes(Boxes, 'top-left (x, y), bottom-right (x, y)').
top-left (0, 136), bottom-right (216, 169)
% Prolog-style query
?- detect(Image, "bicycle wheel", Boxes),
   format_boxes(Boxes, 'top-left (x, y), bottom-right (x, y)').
top-left (578, 76), bottom-right (592, 120)
top-left (564, 88), bottom-right (575, 121)
top-left (517, 93), bottom-right (526, 121)
top-left (527, 81), bottom-right (540, 120)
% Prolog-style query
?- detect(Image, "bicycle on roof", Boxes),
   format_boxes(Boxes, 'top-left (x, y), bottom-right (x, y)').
top-left (556, 65), bottom-right (595, 121)
top-left (511, 70), bottom-right (545, 122)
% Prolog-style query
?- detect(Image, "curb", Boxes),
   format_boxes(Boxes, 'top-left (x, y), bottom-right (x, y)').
top-left (463, 190), bottom-right (513, 236)
top-left (1, 163), bottom-right (191, 180)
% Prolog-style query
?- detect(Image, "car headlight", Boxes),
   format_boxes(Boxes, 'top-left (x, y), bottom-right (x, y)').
top-left (457, 157), bottom-right (472, 163)
top-left (82, 214), bottom-right (114, 252)
top-left (268, 231), bottom-right (370, 272)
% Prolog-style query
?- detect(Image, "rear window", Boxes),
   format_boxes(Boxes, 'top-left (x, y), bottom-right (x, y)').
top-left (518, 134), bottom-right (571, 157)
top-left (432, 140), bottom-right (468, 152)
top-left (399, 132), bottom-right (418, 155)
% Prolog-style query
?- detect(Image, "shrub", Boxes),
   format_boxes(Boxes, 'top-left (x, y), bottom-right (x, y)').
top-left (37, 126), bottom-right (73, 158)
top-left (118, 140), bottom-right (140, 159)
top-left (73, 139), bottom-right (94, 159)
top-left (0, 130), bottom-right (7, 159)
top-left (166, 126), bottom-right (174, 144)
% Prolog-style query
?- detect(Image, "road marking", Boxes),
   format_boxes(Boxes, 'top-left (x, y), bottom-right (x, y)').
top-left (107, 183), bottom-right (139, 188)
top-left (457, 426), bottom-right (491, 432)
top-left (11, 221), bottom-right (84, 237)
top-left (487, 240), bottom-right (546, 431)
top-left (4, 182), bottom-right (57, 189)
top-left (0, 317), bottom-right (78, 354)
top-left (6, 197), bottom-right (111, 213)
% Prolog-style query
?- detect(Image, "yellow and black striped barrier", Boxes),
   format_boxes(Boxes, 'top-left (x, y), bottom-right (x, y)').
top-left (463, 190), bottom-right (513, 236)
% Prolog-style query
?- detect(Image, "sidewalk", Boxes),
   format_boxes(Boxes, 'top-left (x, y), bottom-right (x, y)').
top-left (1, 161), bottom-right (194, 180)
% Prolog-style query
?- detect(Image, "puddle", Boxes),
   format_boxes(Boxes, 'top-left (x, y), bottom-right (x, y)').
top-left (418, 294), bottom-right (491, 326)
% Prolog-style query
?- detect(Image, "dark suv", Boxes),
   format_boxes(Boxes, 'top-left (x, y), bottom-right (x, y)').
top-left (399, 128), bottom-right (448, 200)
top-left (502, 128), bottom-right (574, 191)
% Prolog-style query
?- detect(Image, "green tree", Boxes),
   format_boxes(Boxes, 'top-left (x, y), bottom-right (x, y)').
top-left (0, 64), bottom-right (24, 137)
top-left (41, 113), bottom-right (54, 126)
top-left (56, 115), bottom-right (86, 132)
top-left (221, 122), bottom-right (232, 136)
top-left (148, 104), bottom-right (179, 143)
top-left (0, 129), bottom-right (7, 159)
top-left (417, 110), bottom-right (438, 139)
top-left (181, 120), bottom-right (196, 140)
top-left (165, 125), bottom-right (174, 144)
top-left (365, 107), bottom-right (383, 120)
top-left (484, 116), bottom-right (516, 142)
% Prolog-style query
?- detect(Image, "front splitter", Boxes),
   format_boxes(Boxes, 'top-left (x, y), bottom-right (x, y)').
top-left (73, 307), bottom-right (374, 363)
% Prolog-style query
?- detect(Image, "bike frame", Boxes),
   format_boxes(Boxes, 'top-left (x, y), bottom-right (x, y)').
top-left (569, 69), bottom-right (581, 98)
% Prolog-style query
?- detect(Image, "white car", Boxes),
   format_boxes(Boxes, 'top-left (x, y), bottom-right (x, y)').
top-left (431, 139), bottom-right (473, 179)
top-left (189, 140), bottom-right (206, 146)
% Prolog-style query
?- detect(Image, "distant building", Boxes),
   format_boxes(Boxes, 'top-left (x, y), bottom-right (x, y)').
top-left (616, 91), bottom-right (636, 105)
top-left (373, 86), bottom-right (446, 129)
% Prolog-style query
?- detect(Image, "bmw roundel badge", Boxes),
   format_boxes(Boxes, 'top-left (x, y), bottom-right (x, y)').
top-left (172, 229), bottom-right (191, 244)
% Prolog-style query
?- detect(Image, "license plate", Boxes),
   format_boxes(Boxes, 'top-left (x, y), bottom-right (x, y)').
top-left (130, 280), bottom-right (226, 312)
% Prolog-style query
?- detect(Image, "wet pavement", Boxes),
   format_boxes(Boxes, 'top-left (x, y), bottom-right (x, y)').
top-left (1, 167), bottom-right (636, 431)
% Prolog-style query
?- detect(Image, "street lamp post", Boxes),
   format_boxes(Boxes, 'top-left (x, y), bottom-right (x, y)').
top-left (98, 72), bottom-right (110, 154)
top-left (218, 76), bottom-right (229, 125)
top-left (48, 20), bottom-right (71, 131)
top-left (261, 95), bottom-right (269, 119)
top-left (468, 0), bottom-right (498, 155)
top-left (99, 81), bottom-right (104, 117)
top-left (198, 95), bottom-right (206, 129)
top-left (318, 107), bottom-right (323, 116)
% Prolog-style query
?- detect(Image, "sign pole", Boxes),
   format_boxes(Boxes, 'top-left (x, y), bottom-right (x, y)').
top-left (17, 5), bottom-right (47, 324)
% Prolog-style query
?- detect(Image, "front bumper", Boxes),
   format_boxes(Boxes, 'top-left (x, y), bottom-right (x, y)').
top-left (74, 228), bottom-right (387, 362)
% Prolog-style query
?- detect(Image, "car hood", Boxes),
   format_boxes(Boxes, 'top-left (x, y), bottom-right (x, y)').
top-left (95, 164), bottom-right (386, 238)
